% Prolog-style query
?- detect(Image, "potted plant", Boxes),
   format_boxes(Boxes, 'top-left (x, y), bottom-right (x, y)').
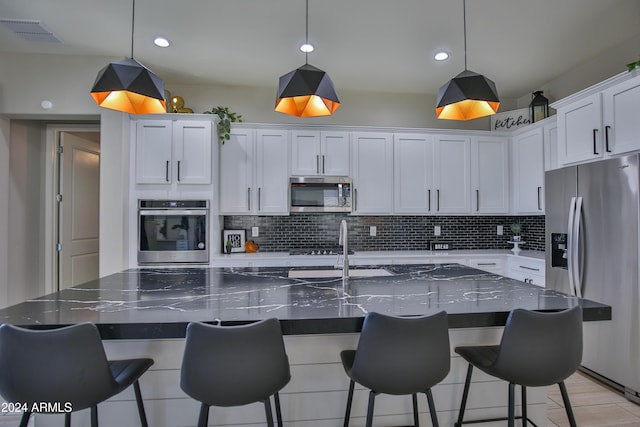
top-left (204, 106), bottom-right (243, 145)
top-left (510, 223), bottom-right (522, 241)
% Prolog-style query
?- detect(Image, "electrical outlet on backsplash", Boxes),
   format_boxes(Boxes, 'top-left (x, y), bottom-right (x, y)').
top-left (223, 215), bottom-right (545, 253)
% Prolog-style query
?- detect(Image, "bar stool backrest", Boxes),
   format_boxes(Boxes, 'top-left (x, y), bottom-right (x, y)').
top-left (0, 323), bottom-right (117, 411)
top-left (180, 318), bottom-right (291, 407)
top-left (350, 311), bottom-right (450, 395)
top-left (494, 306), bottom-right (583, 387)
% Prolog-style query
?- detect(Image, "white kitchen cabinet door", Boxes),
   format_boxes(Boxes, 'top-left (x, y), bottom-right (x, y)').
top-left (219, 128), bottom-right (254, 214)
top-left (255, 129), bottom-right (290, 214)
top-left (393, 133), bottom-right (435, 214)
top-left (512, 128), bottom-right (544, 214)
top-left (291, 130), bottom-right (350, 176)
top-left (320, 131), bottom-right (350, 176)
top-left (351, 132), bottom-right (393, 214)
top-left (471, 136), bottom-right (509, 214)
top-left (544, 122), bottom-right (558, 171)
top-left (602, 74), bottom-right (640, 156)
top-left (135, 120), bottom-right (173, 184)
top-left (433, 135), bottom-right (471, 213)
top-left (173, 121), bottom-right (212, 184)
top-left (557, 93), bottom-right (603, 165)
top-left (291, 131), bottom-right (321, 175)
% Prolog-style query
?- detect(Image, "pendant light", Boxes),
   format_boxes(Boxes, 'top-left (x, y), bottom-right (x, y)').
top-left (275, 0), bottom-right (340, 117)
top-left (90, 0), bottom-right (166, 114)
top-left (436, 0), bottom-right (499, 120)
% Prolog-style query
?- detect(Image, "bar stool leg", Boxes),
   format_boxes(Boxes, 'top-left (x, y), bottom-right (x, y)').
top-left (455, 363), bottom-right (474, 427)
top-left (508, 383), bottom-right (515, 427)
top-left (412, 393), bottom-right (420, 426)
top-left (521, 385), bottom-right (527, 427)
top-left (90, 405), bottom-right (98, 427)
top-left (197, 403), bottom-right (209, 427)
top-left (274, 392), bottom-right (284, 427)
top-left (19, 411), bottom-right (31, 427)
top-left (365, 390), bottom-right (376, 427)
top-left (64, 413), bottom-right (71, 427)
top-left (425, 389), bottom-right (439, 427)
top-left (264, 398), bottom-right (275, 427)
top-left (133, 380), bottom-right (149, 427)
top-left (343, 379), bottom-right (355, 427)
top-left (559, 381), bottom-right (577, 427)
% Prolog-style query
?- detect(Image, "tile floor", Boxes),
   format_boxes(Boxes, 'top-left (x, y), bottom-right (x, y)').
top-left (547, 371), bottom-right (640, 426)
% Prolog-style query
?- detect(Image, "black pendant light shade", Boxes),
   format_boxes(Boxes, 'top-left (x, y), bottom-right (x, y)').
top-left (91, 57), bottom-right (166, 114)
top-left (436, 69), bottom-right (500, 120)
top-left (275, 63), bottom-right (340, 117)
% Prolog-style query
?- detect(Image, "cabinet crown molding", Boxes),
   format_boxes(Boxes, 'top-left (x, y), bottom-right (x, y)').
top-left (551, 69), bottom-right (640, 110)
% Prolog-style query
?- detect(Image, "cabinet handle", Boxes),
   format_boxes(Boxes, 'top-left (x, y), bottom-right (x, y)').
top-left (476, 189), bottom-right (480, 212)
top-left (247, 188), bottom-right (251, 211)
top-left (605, 125), bottom-right (612, 153)
top-left (322, 155), bottom-right (325, 174)
top-left (520, 265), bottom-right (540, 272)
top-left (316, 155), bottom-right (320, 174)
top-left (593, 129), bottom-right (599, 155)
top-left (177, 161), bottom-right (181, 182)
top-left (478, 262), bottom-right (496, 266)
top-left (354, 188), bottom-right (358, 211)
top-left (258, 187), bottom-right (261, 211)
top-left (427, 189), bottom-right (431, 211)
top-left (537, 187), bottom-right (542, 211)
top-left (436, 189), bottom-right (440, 212)
top-left (165, 161), bottom-right (170, 182)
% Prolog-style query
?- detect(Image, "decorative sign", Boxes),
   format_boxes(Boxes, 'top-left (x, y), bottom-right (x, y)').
top-left (223, 229), bottom-right (246, 253)
top-left (430, 241), bottom-right (452, 251)
top-left (491, 108), bottom-right (531, 131)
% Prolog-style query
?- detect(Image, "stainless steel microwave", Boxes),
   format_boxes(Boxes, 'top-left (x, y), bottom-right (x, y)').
top-left (290, 177), bottom-right (352, 213)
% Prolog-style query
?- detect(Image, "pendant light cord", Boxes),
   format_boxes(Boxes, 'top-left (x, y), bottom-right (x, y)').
top-left (130, 0), bottom-right (135, 59)
top-left (462, 0), bottom-right (467, 71)
top-left (305, 0), bottom-right (309, 64)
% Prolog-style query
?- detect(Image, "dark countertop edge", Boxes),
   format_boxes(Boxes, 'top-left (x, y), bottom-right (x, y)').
top-left (11, 304), bottom-right (611, 340)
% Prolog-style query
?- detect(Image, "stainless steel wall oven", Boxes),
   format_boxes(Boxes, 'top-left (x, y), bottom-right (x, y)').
top-left (138, 200), bottom-right (209, 264)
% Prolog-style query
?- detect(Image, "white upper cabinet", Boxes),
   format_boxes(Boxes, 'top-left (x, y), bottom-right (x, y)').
top-left (219, 127), bottom-right (289, 215)
top-left (554, 71), bottom-right (640, 165)
top-left (393, 133), bottom-right (435, 214)
top-left (291, 130), bottom-right (350, 176)
top-left (512, 127), bottom-right (544, 214)
top-left (433, 135), bottom-right (471, 213)
top-left (255, 129), bottom-right (290, 214)
top-left (135, 119), bottom-right (212, 185)
top-left (602, 74), bottom-right (640, 156)
top-left (219, 128), bottom-right (254, 214)
top-left (556, 93), bottom-right (603, 165)
top-left (351, 132), bottom-right (393, 214)
top-left (471, 136), bottom-right (509, 214)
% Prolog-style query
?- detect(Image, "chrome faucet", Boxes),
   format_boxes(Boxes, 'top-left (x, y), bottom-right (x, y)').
top-left (337, 219), bottom-right (349, 278)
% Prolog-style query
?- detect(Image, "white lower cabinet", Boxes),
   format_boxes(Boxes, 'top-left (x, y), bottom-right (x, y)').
top-left (507, 257), bottom-right (545, 287)
top-left (467, 258), bottom-right (504, 274)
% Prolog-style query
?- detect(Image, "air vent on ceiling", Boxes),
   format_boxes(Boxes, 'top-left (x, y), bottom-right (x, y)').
top-left (0, 19), bottom-right (64, 43)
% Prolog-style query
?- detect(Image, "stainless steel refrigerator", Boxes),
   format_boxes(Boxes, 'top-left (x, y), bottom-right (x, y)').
top-left (545, 154), bottom-right (640, 402)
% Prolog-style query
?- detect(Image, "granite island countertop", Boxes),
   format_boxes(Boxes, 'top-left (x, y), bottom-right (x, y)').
top-left (0, 264), bottom-right (610, 339)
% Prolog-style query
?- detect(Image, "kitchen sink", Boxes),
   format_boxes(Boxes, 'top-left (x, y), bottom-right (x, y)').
top-left (287, 268), bottom-right (393, 279)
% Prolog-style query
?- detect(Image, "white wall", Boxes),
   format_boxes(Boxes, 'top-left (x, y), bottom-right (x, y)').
top-left (0, 116), bottom-right (9, 308)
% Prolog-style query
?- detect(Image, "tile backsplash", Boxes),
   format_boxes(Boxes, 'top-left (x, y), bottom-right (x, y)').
top-left (223, 214), bottom-right (545, 252)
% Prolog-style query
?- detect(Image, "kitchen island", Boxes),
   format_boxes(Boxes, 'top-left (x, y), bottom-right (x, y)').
top-left (0, 264), bottom-right (610, 427)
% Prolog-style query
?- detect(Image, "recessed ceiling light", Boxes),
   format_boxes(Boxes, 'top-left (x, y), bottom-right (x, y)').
top-left (300, 43), bottom-right (314, 53)
top-left (153, 37), bottom-right (171, 48)
top-left (434, 51), bottom-right (450, 61)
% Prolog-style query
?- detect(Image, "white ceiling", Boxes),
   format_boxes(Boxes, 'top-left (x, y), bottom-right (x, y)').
top-left (1, 0), bottom-right (639, 99)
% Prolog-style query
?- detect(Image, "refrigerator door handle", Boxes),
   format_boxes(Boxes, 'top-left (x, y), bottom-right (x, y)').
top-left (573, 197), bottom-right (584, 298)
top-left (567, 197), bottom-right (577, 296)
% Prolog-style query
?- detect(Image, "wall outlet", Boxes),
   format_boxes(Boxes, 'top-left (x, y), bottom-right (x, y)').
top-left (251, 226), bottom-right (259, 237)
top-left (497, 225), bottom-right (503, 236)
top-left (434, 226), bottom-right (441, 236)
top-left (369, 226), bottom-right (377, 236)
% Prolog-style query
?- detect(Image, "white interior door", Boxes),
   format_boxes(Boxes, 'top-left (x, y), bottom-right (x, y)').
top-left (58, 132), bottom-right (100, 290)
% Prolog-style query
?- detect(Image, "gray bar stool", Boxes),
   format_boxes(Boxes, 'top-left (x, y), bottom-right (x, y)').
top-left (454, 306), bottom-right (583, 427)
top-left (180, 318), bottom-right (291, 427)
top-left (340, 311), bottom-right (450, 427)
top-left (0, 322), bottom-right (154, 427)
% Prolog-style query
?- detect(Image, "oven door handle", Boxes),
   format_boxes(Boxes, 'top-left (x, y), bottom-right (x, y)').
top-left (139, 209), bottom-right (209, 216)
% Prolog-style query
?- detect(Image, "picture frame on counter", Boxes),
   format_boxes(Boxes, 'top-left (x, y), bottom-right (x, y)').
top-left (223, 229), bottom-right (246, 253)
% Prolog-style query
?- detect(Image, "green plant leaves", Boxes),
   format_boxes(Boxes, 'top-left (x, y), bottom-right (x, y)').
top-left (203, 106), bottom-right (243, 145)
